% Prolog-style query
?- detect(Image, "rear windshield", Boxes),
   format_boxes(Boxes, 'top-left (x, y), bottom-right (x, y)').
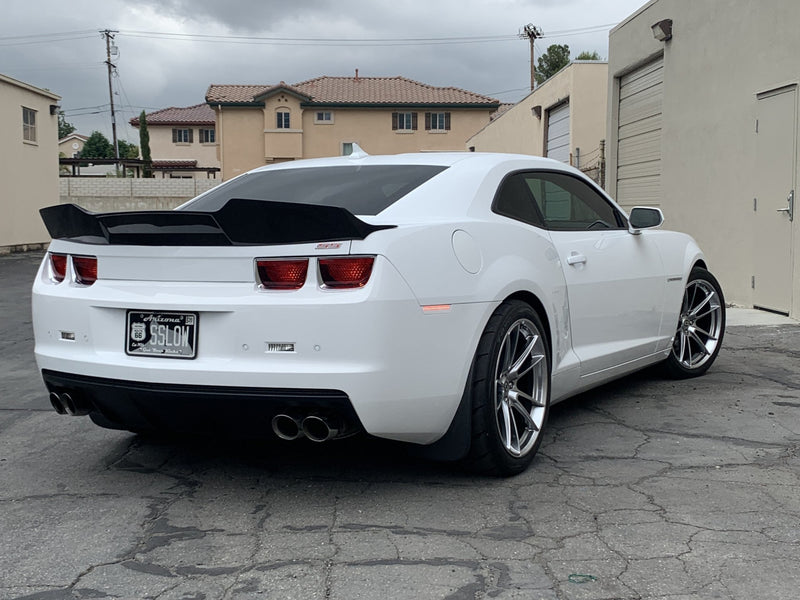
top-left (182, 164), bottom-right (447, 215)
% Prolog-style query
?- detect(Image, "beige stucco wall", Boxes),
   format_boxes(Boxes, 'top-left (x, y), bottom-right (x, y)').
top-left (147, 126), bottom-right (219, 164)
top-left (0, 74), bottom-right (60, 250)
top-left (263, 94), bottom-right (304, 160)
top-left (467, 62), bottom-right (608, 167)
top-left (215, 101), bottom-right (493, 180)
top-left (214, 106), bottom-right (267, 180)
top-left (137, 125), bottom-right (220, 179)
top-left (606, 0), bottom-right (800, 315)
top-left (301, 107), bottom-right (493, 158)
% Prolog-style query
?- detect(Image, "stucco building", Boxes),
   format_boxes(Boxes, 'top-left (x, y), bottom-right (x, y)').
top-left (0, 73), bottom-right (60, 251)
top-left (206, 74), bottom-right (500, 180)
top-left (129, 104), bottom-right (220, 178)
top-left (467, 61), bottom-right (608, 183)
top-left (58, 133), bottom-right (88, 158)
top-left (606, 0), bottom-right (800, 317)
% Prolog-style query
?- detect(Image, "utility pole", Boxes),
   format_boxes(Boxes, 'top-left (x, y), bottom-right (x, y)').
top-left (519, 24), bottom-right (543, 91)
top-left (101, 29), bottom-right (120, 168)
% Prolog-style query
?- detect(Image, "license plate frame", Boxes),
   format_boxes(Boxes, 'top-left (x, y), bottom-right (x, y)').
top-left (125, 310), bottom-right (198, 359)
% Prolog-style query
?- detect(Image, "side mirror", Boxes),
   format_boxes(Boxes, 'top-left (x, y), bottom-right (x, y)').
top-left (628, 206), bottom-right (664, 234)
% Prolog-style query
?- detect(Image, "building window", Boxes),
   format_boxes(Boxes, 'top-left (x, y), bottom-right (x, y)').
top-left (392, 112), bottom-right (417, 131)
top-left (199, 128), bottom-right (215, 143)
top-left (315, 111), bottom-right (334, 124)
top-left (172, 128), bottom-right (193, 143)
top-left (22, 107), bottom-right (37, 142)
top-left (342, 142), bottom-right (354, 156)
top-left (277, 111), bottom-right (290, 129)
top-left (426, 112), bottom-right (451, 131)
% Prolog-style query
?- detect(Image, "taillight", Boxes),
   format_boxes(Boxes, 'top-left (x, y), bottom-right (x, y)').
top-left (73, 255), bottom-right (98, 285)
top-left (256, 258), bottom-right (309, 290)
top-left (49, 253), bottom-right (67, 283)
top-left (319, 257), bottom-right (374, 289)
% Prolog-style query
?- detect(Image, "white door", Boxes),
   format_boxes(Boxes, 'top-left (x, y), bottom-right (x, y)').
top-left (754, 86), bottom-right (796, 314)
top-left (521, 172), bottom-right (665, 375)
top-left (546, 101), bottom-right (570, 164)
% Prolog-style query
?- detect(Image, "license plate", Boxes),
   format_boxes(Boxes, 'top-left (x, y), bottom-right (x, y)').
top-left (126, 311), bottom-right (198, 359)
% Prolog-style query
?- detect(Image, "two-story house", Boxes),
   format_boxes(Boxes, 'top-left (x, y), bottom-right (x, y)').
top-left (205, 73), bottom-right (500, 179)
top-left (129, 104), bottom-right (220, 178)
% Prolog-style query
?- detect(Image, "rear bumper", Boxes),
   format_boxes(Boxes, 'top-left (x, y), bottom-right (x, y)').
top-left (33, 254), bottom-right (495, 444)
top-left (42, 369), bottom-right (360, 438)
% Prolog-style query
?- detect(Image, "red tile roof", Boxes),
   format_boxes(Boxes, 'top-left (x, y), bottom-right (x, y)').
top-left (129, 104), bottom-right (215, 127)
top-left (206, 76), bottom-right (499, 107)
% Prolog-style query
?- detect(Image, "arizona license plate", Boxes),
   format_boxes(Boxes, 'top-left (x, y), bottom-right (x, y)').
top-left (126, 311), bottom-right (198, 359)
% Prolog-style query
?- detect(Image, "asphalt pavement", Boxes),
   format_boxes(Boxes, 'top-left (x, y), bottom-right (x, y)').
top-left (1, 251), bottom-right (799, 600)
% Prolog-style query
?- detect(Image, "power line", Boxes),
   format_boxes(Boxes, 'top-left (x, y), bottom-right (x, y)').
top-left (118, 30), bottom-right (519, 47)
top-left (0, 33), bottom-right (98, 47)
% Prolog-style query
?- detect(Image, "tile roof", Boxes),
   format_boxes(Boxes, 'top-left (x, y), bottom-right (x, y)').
top-left (129, 103), bottom-right (215, 127)
top-left (206, 76), bottom-right (499, 107)
top-left (491, 103), bottom-right (515, 121)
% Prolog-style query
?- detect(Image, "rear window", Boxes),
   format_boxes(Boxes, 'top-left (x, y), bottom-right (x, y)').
top-left (182, 165), bottom-right (447, 215)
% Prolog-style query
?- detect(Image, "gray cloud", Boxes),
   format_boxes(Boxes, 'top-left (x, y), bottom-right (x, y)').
top-left (2, 0), bottom-right (644, 142)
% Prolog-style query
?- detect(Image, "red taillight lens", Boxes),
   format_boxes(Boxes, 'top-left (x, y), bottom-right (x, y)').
top-left (319, 257), bottom-right (374, 289)
top-left (73, 255), bottom-right (97, 285)
top-left (256, 258), bottom-right (309, 290)
top-left (49, 253), bottom-right (67, 283)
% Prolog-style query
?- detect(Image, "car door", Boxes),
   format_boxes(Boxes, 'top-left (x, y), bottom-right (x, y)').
top-left (520, 171), bottom-right (666, 376)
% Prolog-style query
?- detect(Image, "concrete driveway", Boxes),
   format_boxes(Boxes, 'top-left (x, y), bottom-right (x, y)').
top-left (1, 252), bottom-right (798, 600)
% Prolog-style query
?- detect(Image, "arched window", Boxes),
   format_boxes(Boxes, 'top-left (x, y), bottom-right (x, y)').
top-left (276, 108), bottom-right (290, 129)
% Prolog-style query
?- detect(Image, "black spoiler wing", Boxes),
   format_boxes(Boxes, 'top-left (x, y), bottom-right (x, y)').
top-left (39, 198), bottom-right (394, 246)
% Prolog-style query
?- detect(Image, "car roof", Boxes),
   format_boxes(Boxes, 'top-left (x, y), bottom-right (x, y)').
top-left (238, 152), bottom-right (591, 223)
top-left (248, 151), bottom-right (570, 173)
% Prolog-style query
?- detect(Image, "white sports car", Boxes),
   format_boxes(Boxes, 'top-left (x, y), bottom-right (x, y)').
top-left (32, 151), bottom-right (724, 475)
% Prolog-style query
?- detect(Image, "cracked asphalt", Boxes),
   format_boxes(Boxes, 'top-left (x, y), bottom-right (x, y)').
top-left (1, 251), bottom-right (799, 600)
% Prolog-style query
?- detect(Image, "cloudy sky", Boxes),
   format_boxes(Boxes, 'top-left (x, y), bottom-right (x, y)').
top-left (2, 0), bottom-right (646, 145)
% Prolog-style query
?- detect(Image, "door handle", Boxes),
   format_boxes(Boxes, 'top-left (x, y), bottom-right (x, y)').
top-left (566, 253), bottom-right (587, 265)
top-left (776, 190), bottom-right (794, 221)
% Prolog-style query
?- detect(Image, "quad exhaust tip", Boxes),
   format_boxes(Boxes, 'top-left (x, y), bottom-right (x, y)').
top-left (49, 392), bottom-right (67, 415)
top-left (271, 413), bottom-right (345, 442)
top-left (48, 391), bottom-right (91, 416)
top-left (271, 414), bottom-right (303, 441)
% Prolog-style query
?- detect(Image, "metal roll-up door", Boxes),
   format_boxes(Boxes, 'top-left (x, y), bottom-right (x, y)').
top-left (616, 56), bottom-right (663, 208)
top-left (546, 100), bottom-right (570, 163)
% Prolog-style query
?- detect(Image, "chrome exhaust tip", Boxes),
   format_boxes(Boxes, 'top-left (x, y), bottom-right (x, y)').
top-left (61, 392), bottom-right (90, 416)
top-left (49, 392), bottom-right (67, 415)
top-left (272, 414), bottom-right (304, 441)
top-left (302, 415), bottom-right (339, 443)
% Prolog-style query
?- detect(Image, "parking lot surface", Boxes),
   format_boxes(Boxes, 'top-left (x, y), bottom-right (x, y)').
top-left (1, 252), bottom-right (799, 600)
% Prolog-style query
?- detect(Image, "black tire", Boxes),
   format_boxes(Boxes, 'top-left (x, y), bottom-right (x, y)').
top-left (665, 267), bottom-right (725, 379)
top-left (466, 300), bottom-right (550, 476)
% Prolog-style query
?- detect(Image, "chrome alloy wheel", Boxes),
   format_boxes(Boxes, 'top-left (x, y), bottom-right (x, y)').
top-left (673, 279), bottom-right (723, 370)
top-left (493, 318), bottom-right (548, 458)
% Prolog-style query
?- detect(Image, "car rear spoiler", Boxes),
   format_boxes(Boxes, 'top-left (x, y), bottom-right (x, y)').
top-left (39, 198), bottom-right (395, 246)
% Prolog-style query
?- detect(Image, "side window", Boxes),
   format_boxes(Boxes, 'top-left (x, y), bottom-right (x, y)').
top-left (493, 173), bottom-right (544, 227)
top-left (522, 172), bottom-right (625, 231)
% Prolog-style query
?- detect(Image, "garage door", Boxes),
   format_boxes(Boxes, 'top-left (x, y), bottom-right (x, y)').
top-left (616, 56), bottom-right (663, 208)
top-left (546, 101), bottom-right (570, 163)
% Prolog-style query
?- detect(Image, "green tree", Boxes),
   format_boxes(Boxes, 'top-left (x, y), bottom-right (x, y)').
top-left (536, 44), bottom-right (570, 84)
top-left (576, 50), bottom-right (601, 60)
top-left (78, 131), bottom-right (114, 158)
top-left (118, 140), bottom-right (139, 159)
top-left (58, 112), bottom-right (76, 139)
top-left (138, 110), bottom-right (153, 178)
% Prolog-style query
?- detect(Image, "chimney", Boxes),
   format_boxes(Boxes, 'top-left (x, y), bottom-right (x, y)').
top-left (354, 69), bottom-right (359, 82)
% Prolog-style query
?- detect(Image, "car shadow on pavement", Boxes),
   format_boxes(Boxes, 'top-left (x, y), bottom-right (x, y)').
top-left (98, 367), bottom-right (665, 483)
